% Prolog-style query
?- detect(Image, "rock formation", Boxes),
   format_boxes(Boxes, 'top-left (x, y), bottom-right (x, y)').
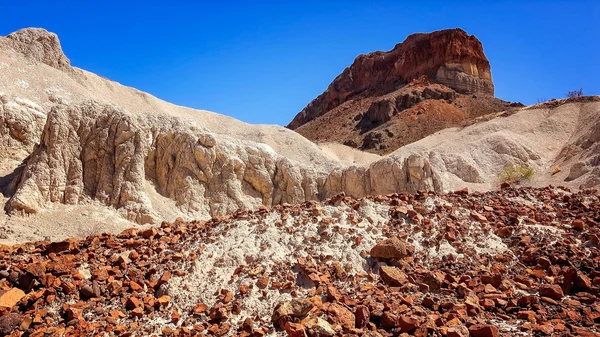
top-left (5, 28), bottom-right (72, 72)
top-left (6, 100), bottom-right (440, 224)
top-left (288, 28), bottom-right (494, 130)
top-left (7, 103), bottom-right (153, 223)
top-left (287, 29), bottom-right (517, 154)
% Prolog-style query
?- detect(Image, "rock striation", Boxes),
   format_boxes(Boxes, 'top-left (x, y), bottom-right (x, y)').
top-left (288, 28), bottom-right (494, 129)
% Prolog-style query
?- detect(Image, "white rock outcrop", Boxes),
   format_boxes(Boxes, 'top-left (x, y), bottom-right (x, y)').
top-left (6, 100), bottom-right (441, 224)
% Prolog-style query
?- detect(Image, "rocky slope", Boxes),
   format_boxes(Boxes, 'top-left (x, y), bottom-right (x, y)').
top-left (0, 28), bottom-right (598, 244)
top-left (288, 29), bottom-right (520, 153)
top-left (0, 187), bottom-right (598, 336)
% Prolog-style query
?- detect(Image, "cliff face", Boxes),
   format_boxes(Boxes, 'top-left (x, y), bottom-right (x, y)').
top-left (288, 28), bottom-right (494, 129)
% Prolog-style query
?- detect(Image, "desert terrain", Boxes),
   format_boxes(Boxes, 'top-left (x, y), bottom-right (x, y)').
top-left (0, 28), bottom-right (597, 336)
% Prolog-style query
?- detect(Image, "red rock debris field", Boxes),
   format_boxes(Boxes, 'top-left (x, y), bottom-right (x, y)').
top-left (0, 187), bottom-right (598, 336)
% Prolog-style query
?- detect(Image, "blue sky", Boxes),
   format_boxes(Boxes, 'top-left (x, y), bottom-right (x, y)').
top-left (1, 1), bottom-right (598, 125)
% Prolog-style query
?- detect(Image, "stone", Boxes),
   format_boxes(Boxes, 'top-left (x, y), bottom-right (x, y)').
top-left (355, 305), bottom-right (370, 328)
top-left (272, 299), bottom-right (314, 327)
top-left (468, 324), bottom-right (499, 337)
top-left (327, 303), bottom-right (355, 330)
top-left (447, 325), bottom-right (469, 337)
top-left (539, 284), bottom-right (564, 299)
top-left (126, 297), bottom-right (141, 310)
top-left (379, 266), bottom-right (408, 286)
top-left (398, 315), bottom-right (419, 333)
top-left (370, 237), bottom-right (408, 259)
top-left (0, 313), bottom-right (22, 335)
top-left (572, 219), bottom-right (585, 230)
top-left (575, 273), bottom-right (592, 291)
top-left (470, 211), bottom-right (487, 222)
top-left (284, 322), bottom-right (306, 337)
top-left (157, 296), bottom-right (171, 307)
top-left (0, 288), bottom-right (25, 309)
top-left (305, 317), bottom-right (336, 337)
top-left (380, 312), bottom-right (398, 329)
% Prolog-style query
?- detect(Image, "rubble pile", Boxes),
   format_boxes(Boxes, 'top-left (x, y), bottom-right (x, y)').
top-left (0, 187), bottom-right (598, 336)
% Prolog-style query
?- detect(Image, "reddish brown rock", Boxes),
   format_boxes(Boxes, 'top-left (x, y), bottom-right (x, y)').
top-left (284, 322), bottom-right (306, 337)
top-left (370, 237), bottom-right (408, 259)
top-left (327, 303), bottom-right (355, 330)
top-left (398, 315), bottom-right (419, 333)
top-left (355, 305), bottom-right (370, 328)
top-left (272, 299), bottom-right (314, 327)
top-left (469, 324), bottom-right (499, 337)
top-left (379, 266), bottom-right (408, 286)
top-left (447, 325), bottom-right (469, 337)
top-left (0, 313), bottom-right (22, 335)
top-left (126, 297), bottom-right (141, 310)
top-left (575, 273), bottom-right (593, 291)
top-left (0, 288), bottom-right (25, 310)
top-left (539, 284), bottom-right (564, 299)
top-left (572, 219), bottom-right (586, 230)
top-left (470, 211), bottom-right (487, 222)
top-left (380, 312), bottom-right (398, 329)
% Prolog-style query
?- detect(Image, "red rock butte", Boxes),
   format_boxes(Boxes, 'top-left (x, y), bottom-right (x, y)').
top-left (288, 28), bottom-right (494, 129)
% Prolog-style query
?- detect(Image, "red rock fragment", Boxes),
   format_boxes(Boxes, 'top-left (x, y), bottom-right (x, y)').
top-left (327, 302), bottom-right (355, 330)
top-left (355, 305), bottom-right (370, 328)
top-left (157, 295), bottom-right (171, 307)
top-left (171, 309), bottom-right (181, 323)
top-left (572, 219), bottom-right (585, 230)
top-left (470, 211), bottom-right (487, 222)
top-left (126, 297), bottom-right (141, 310)
top-left (379, 266), bottom-right (407, 286)
top-left (468, 324), bottom-right (499, 337)
top-left (447, 325), bottom-right (469, 337)
top-left (284, 322), bottom-right (306, 337)
top-left (0, 288), bottom-right (25, 310)
top-left (194, 303), bottom-right (208, 315)
top-left (398, 315), bottom-right (419, 333)
top-left (539, 284), bottom-right (564, 299)
top-left (0, 313), bottom-right (22, 335)
top-left (370, 237), bottom-right (408, 259)
top-left (575, 273), bottom-right (592, 291)
top-left (380, 312), bottom-right (397, 329)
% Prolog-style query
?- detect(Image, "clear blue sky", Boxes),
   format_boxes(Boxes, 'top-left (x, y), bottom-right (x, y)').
top-left (2, 1), bottom-right (598, 125)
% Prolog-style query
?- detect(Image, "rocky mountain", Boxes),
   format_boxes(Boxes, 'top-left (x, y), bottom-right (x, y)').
top-left (0, 28), bottom-right (598, 245)
top-left (288, 28), bottom-right (521, 153)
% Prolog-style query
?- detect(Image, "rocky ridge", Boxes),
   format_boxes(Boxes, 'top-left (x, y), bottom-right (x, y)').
top-left (0, 187), bottom-right (598, 336)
